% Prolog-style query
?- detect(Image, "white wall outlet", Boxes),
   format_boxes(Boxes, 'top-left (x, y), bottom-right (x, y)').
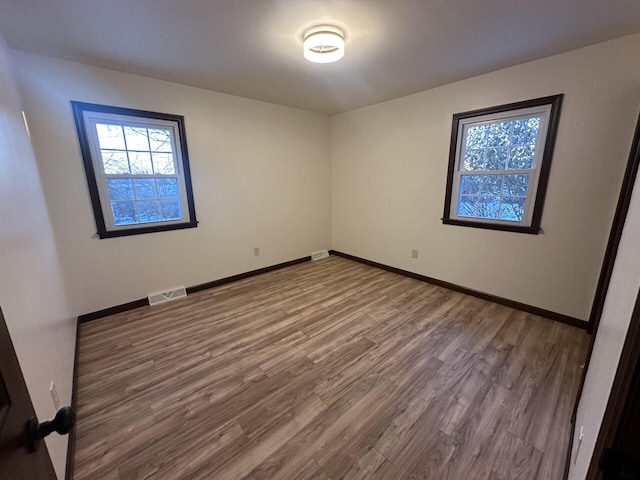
top-left (411, 249), bottom-right (418, 259)
top-left (49, 381), bottom-right (60, 410)
top-left (253, 247), bottom-right (260, 256)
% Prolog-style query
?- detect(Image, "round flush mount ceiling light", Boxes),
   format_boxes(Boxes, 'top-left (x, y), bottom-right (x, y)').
top-left (303, 25), bottom-right (345, 63)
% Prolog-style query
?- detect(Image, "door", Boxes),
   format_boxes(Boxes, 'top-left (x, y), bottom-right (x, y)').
top-left (575, 111), bottom-right (640, 480)
top-left (596, 289), bottom-right (640, 480)
top-left (0, 307), bottom-right (56, 479)
top-left (600, 348), bottom-right (640, 479)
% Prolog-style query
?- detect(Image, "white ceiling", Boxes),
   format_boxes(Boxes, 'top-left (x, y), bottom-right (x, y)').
top-left (1, 0), bottom-right (639, 114)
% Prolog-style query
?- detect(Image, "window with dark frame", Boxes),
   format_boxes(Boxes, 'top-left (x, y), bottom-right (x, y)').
top-left (442, 95), bottom-right (563, 234)
top-left (72, 102), bottom-right (197, 239)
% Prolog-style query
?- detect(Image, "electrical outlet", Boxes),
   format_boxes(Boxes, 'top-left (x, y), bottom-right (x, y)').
top-left (411, 249), bottom-right (418, 259)
top-left (253, 247), bottom-right (260, 256)
top-left (49, 381), bottom-right (60, 410)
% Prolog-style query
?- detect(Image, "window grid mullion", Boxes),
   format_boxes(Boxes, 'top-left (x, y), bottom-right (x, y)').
top-left (444, 96), bottom-right (561, 230)
top-left (105, 124), bottom-right (168, 224)
top-left (76, 102), bottom-right (196, 236)
top-left (119, 125), bottom-right (134, 174)
top-left (145, 127), bottom-right (156, 175)
top-left (103, 174), bottom-right (176, 180)
top-left (458, 168), bottom-right (533, 175)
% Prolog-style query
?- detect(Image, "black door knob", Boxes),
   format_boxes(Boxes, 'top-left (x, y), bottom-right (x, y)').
top-left (25, 406), bottom-right (76, 453)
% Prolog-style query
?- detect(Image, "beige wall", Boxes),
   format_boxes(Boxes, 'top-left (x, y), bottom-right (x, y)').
top-left (0, 35), bottom-right (75, 478)
top-left (8, 32), bottom-right (640, 479)
top-left (13, 52), bottom-right (332, 317)
top-left (331, 33), bottom-right (640, 321)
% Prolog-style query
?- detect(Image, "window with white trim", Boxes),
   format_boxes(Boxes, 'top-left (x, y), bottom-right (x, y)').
top-left (72, 102), bottom-right (197, 238)
top-left (442, 95), bottom-right (563, 234)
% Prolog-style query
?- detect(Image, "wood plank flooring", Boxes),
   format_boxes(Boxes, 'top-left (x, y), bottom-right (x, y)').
top-left (74, 256), bottom-right (589, 480)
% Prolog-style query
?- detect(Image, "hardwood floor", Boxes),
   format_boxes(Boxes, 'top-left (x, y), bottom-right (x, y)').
top-left (74, 256), bottom-right (589, 480)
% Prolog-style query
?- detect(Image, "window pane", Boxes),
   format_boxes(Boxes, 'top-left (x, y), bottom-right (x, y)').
top-left (460, 175), bottom-right (481, 195)
top-left (157, 178), bottom-right (179, 198)
top-left (511, 117), bottom-right (540, 145)
top-left (74, 101), bottom-right (198, 237)
top-left (129, 152), bottom-right (153, 174)
top-left (465, 125), bottom-right (487, 148)
top-left (444, 95), bottom-right (562, 231)
top-left (124, 126), bottom-right (149, 151)
top-left (499, 197), bottom-right (526, 221)
top-left (107, 179), bottom-right (134, 200)
top-left (487, 122), bottom-right (510, 146)
top-left (133, 179), bottom-right (157, 200)
top-left (160, 199), bottom-right (182, 220)
top-left (101, 150), bottom-right (130, 174)
top-left (503, 174), bottom-right (529, 197)
top-left (96, 124), bottom-right (125, 150)
top-left (462, 118), bottom-right (540, 173)
top-left (463, 149), bottom-right (485, 171)
top-left (509, 145), bottom-right (534, 169)
top-left (457, 195), bottom-right (478, 217)
top-left (148, 128), bottom-right (172, 152)
top-left (477, 196), bottom-right (500, 218)
top-left (480, 175), bottom-right (502, 196)
top-left (111, 201), bottom-right (138, 225)
top-left (152, 153), bottom-right (176, 174)
top-left (486, 147), bottom-right (508, 170)
top-left (137, 200), bottom-right (161, 223)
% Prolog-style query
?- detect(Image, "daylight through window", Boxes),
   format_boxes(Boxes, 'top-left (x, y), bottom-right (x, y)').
top-left (72, 102), bottom-right (197, 238)
top-left (442, 95), bottom-right (563, 234)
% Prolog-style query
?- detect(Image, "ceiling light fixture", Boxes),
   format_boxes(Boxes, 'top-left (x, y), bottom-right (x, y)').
top-left (303, 25), bottom-right (345, 64)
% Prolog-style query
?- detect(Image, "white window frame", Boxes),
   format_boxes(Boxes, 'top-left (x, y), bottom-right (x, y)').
top-left (442, 95), bottom-right (563, 234)
top-left (72, 102), bottom-right (197, 238)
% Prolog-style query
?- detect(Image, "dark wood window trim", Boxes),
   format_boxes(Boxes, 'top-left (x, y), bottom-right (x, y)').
top-left (71, 101), bottom-right (197, 239)
top-left (442, 94), bottom-right (563, 234)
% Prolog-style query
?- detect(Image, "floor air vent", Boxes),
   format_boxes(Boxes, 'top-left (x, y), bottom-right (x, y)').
top-left (148, 287), bottom-right (187, 306)
top-left (311, 250), bottom-right (330, 261)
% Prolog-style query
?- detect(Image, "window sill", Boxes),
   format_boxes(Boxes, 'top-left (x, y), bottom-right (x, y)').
top-left (442, 218), bottom-right (540, 234)
top-left (97, 221), bottom-right (198, 239)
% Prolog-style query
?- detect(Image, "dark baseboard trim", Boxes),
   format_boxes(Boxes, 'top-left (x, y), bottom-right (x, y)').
top-left (329, 250), bottom-right (587, 329)
top-left (186, 256), bottom-right (310, 294)
top-left (78, 298), bottom-right (149, 323)
top-left (77, 256), bottom-right (312, 323)
top-left (65, 319), bottom-right (80, 480)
